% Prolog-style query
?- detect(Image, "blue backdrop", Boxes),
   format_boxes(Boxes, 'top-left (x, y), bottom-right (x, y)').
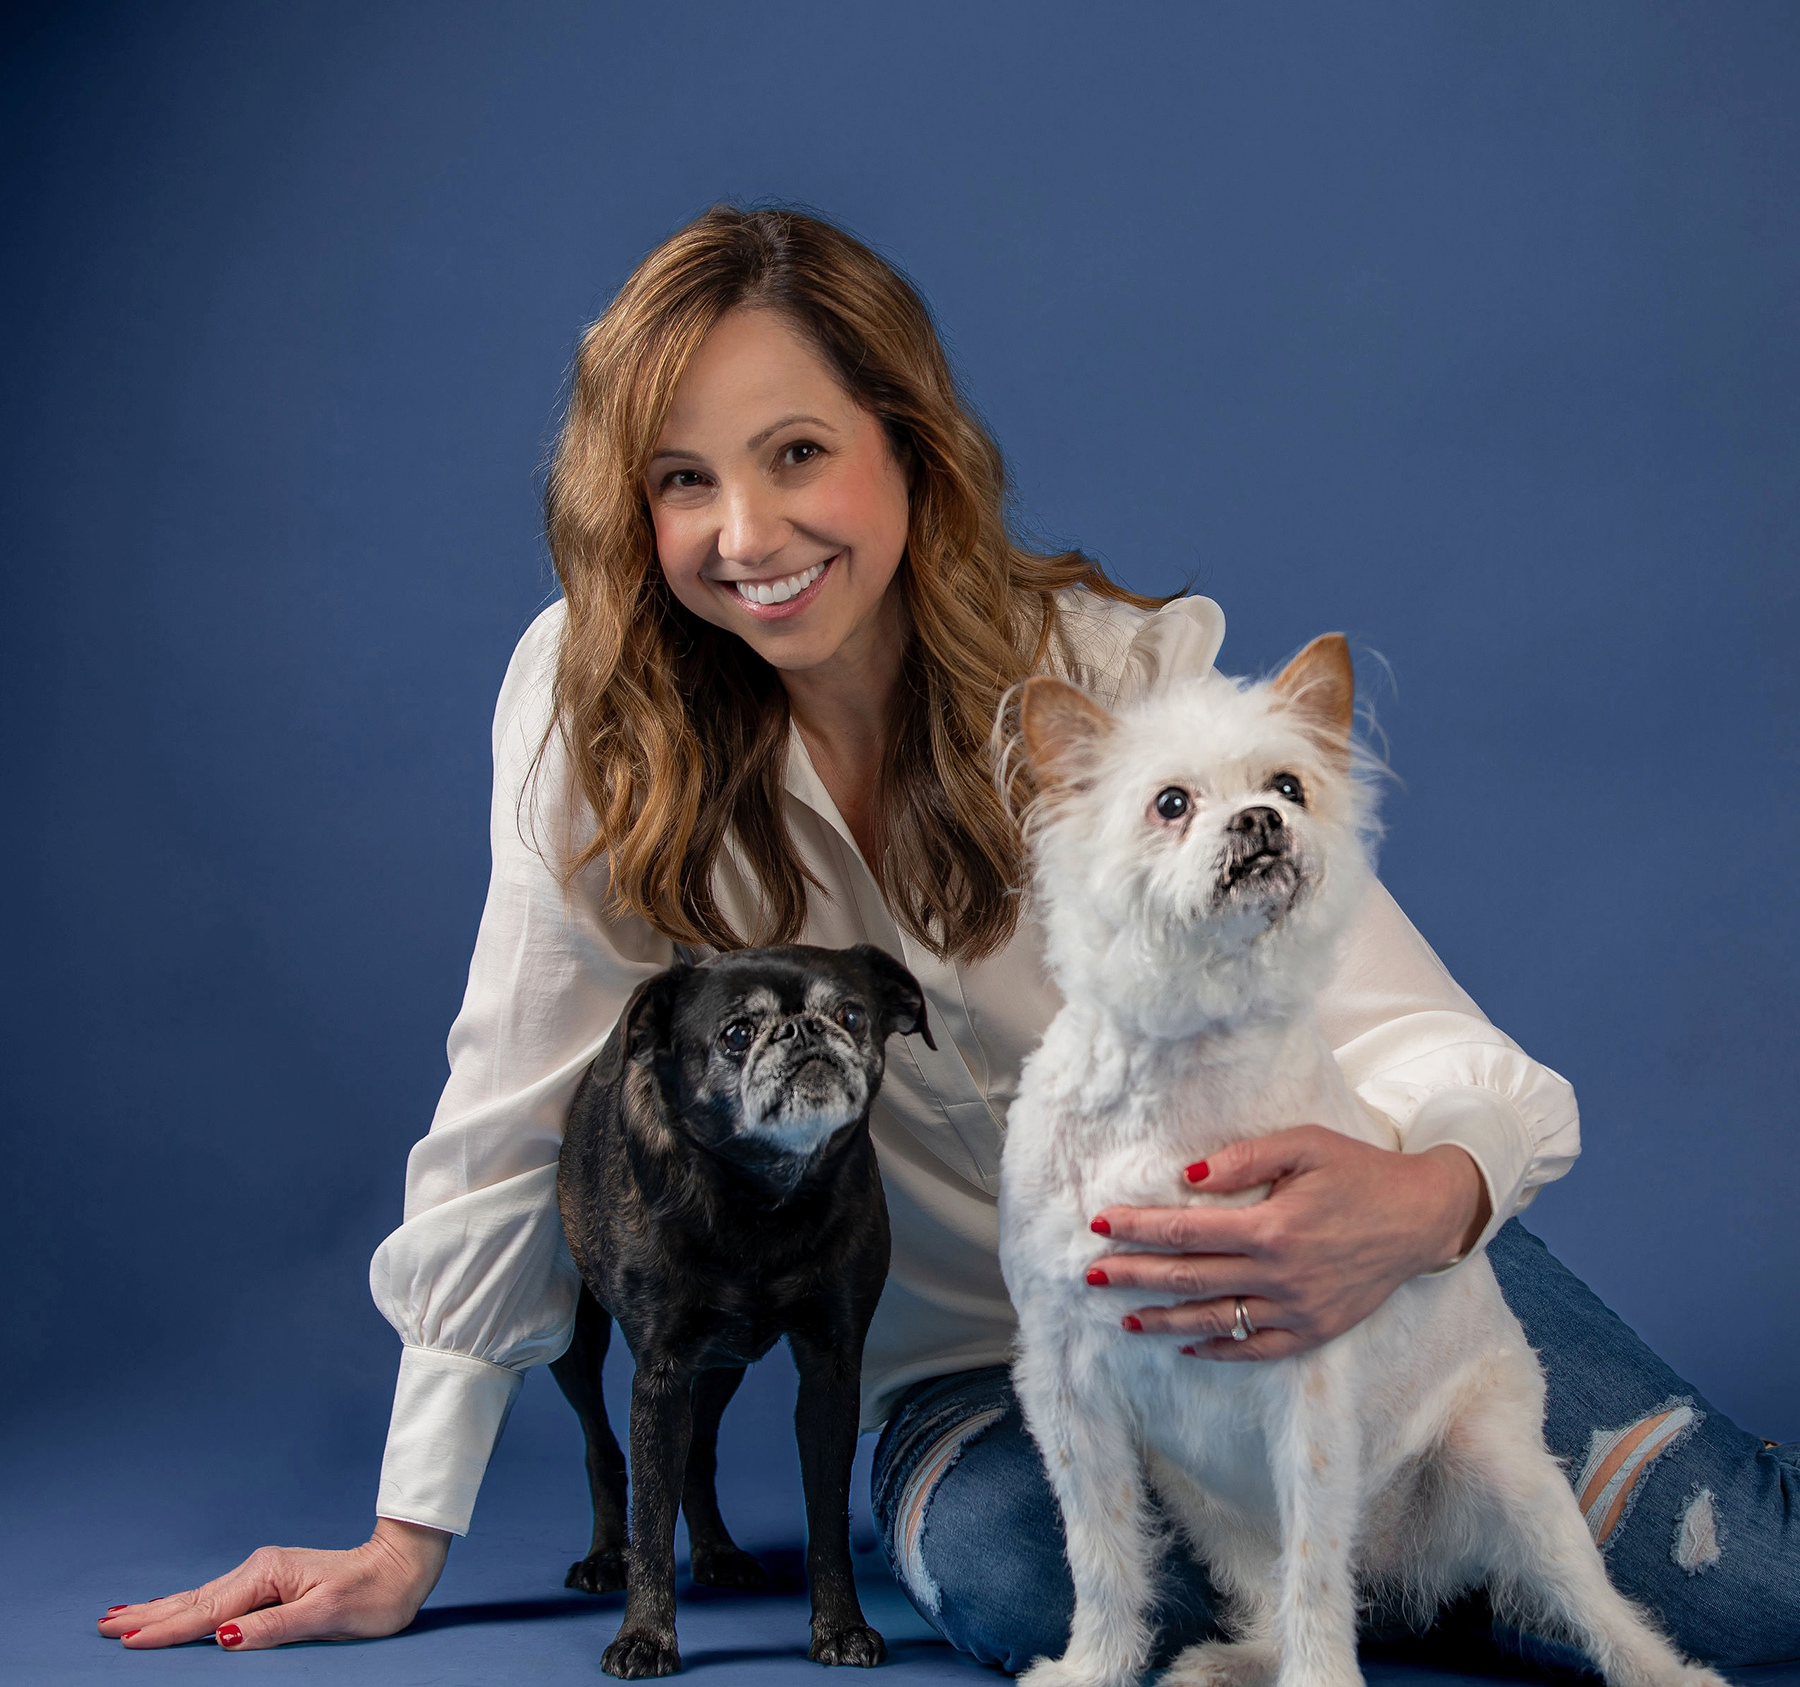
top-left (3, 3), bottom-right (1796, 1681)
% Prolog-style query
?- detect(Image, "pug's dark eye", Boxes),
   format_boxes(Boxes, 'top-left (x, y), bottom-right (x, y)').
top-left (1153, 787), bottom-right (1190, 821)
top-left (719, 1019), bottom-right (755, 1054)
top-left (1268, 771), bottom-right (1305, 806)
top-left (835, 1002), bottom-right (867, 1034)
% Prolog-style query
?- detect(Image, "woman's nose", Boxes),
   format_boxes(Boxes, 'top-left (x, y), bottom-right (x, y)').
top-left (716, 482), bottom-right (790, 567)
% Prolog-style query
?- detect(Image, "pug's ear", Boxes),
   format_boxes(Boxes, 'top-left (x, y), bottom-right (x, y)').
top-left (849, 943), bottom-right (936, 1051)
top-left (1018, 677), bottom-right (1115, 791)
top-left (620, 964), bottom-right (692, 1062)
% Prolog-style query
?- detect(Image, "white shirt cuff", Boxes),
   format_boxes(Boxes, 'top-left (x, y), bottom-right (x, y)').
top-left (375, 1346), bottom-right (525, 1536)
top-left (1403, 1087), bottom-right (1534, 1274)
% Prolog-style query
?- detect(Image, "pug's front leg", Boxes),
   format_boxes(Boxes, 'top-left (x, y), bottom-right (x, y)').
top-left (1012, 1329), bottom-right (1157, 1687)
top-left (682, 1365), bottom-right (766, 1590)
top-left (789, 1328), bottom-right (885, 1667)
top-left (604, 1358), bottom-right (694, 1679)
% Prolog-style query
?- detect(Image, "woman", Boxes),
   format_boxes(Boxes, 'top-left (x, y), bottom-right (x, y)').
top-left (99, 207), bottom-right (1798, 1667)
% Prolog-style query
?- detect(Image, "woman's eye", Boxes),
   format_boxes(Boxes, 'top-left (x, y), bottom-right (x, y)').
top-left (1269, 772), bottom-right (1305, 806)
top-left (779, 441), bottom-right (822, 468)
top-left (1153, 787), bottom-right (1190, 821)
top-left (720, 1020), bottom-right (754, 1053)
top-left (659, 469), bottom-right (708, 493)
top-left (835, 1003), bottom-right (867, 1034)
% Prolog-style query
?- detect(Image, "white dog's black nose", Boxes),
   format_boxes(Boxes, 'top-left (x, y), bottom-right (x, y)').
top-left (1228, 806), bottom-right (1284, 843)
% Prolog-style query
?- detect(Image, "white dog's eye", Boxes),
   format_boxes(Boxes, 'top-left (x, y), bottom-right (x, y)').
top-left (719, 1019), bottom-right (755, 1054)
top-left (835, 1003), bottom-right (867, 1034)
top-left (1153, 787), bottom-right (1190, 821)
top-left (1268, 771), bottom-right (1305, 806)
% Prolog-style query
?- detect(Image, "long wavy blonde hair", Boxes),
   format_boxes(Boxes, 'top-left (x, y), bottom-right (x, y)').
top-left (545, 204), bottom-right (1164, 962)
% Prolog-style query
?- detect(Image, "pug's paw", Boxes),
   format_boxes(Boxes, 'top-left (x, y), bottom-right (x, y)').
top-left (810, 1622), bottom-right (886, 1667)
top-left (688, 1543), bottom-right (767, 1590)
top-left (602, 1628), bottom-right (681, 1678)
top-left (565, 1549), bottom-right (628, 1596)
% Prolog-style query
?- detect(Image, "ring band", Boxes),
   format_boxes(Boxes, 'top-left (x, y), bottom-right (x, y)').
top-left (1230, 1298), bottom-right (1254, 1342)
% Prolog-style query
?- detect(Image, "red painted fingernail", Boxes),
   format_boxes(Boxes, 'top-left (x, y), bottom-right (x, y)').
top-left (106, 1605), bottom-right (128, 1614)
top-left (1122, 1315), bottom-right (1142, 1331)
top-left (217, 1624), bottom-right (243, 1648)
top-left (1185, 1160), bottom-right (1209, 1182)
top-left (1179, 1344), bottom-right (1198, 1356)
top-left (1086, 1268), bottom-right (1108, 1286)
top-left (122, 1631), bottom-right (140, 1640)
top-left (1090, 1217), bottom-right (1110, 1235)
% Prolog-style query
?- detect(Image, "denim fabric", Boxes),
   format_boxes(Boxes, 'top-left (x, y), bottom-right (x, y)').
top-left (871, 1221), bottom-right (1800, 1673)
top-left (1488, 1222), bottom-right (1800, 1667)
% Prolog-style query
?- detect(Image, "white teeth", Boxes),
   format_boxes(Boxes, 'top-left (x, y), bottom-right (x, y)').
top-left (735, 560), bottom-right (826, 606)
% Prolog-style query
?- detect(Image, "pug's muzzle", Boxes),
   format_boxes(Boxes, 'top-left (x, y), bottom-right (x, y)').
top-left (740, 1016), bottom-right (873, 1157)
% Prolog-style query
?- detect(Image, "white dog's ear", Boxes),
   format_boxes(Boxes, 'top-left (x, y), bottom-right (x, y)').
top-left (1019, 676), bottom-right (1115, 789)
top-left (1272, 634), bottom-right (1354, 751)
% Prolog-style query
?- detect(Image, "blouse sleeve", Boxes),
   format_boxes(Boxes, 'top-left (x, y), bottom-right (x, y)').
top-left (1319, 880), bottom-right (1580, 1264)
top-left (368, 601), bottom-right (674, 1535)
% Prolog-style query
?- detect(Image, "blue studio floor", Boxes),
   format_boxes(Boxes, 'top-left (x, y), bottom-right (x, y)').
top-left (7, 1351), bottom-right (1797, 1687)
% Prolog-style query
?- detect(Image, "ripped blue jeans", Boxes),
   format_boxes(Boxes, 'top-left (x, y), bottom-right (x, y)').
top-left (870, 1221), bottom-right (1800, 1671)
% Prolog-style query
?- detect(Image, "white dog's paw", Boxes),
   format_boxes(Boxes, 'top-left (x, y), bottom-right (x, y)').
top-left (1621, 1665), bottom-right (1732, 1687)
top-left (1016, 1656), bottom-right (1133, 1687)
top-left (1159, 1639), bottom-right (1278, 1687)
top-left (1269, 1664), bottom-right (1362, 1687)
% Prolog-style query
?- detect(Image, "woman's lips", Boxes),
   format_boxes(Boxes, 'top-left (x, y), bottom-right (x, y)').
top-left (724, 555), bottom-right (836, 620)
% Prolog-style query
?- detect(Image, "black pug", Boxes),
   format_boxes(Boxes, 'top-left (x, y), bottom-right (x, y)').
top-left (552, 942), bottom-right (934, 1679)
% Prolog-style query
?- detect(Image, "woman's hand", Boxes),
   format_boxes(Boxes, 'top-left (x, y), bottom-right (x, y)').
top-left (1087, 1126), bottom-right (1490, 1361)
top-left (96, 1518), bottom-right (451, 1650)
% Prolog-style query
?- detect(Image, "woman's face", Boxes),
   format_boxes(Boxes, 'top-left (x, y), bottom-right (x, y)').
top-left (646, 307), bottom-right (911, 684)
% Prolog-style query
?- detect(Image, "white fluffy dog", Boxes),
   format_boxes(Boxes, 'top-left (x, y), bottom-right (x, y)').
top-left (996, 636), bottom-right (1720, 1687)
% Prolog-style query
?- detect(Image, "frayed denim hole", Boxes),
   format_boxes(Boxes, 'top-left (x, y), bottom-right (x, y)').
top-left (872, 1378), bottom-right (1004, 1522)
top-left (1670, 1483), bottom-right (1723, 1575)
top-left (1572, 1395), bottom-right (1703, 1554)
top-left (892, 1406), bottom-right (1008, 1617)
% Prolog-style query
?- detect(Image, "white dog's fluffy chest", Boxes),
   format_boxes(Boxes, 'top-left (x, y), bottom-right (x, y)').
top-left (1000, 1007), bottom-right (1391, 1316)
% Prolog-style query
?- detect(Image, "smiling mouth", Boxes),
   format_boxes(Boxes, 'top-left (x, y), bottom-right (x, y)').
top-left (729, 557), bottom-right (833, 610)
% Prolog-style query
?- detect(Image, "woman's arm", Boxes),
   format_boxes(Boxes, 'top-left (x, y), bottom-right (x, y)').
top-left (100, 603), bottom-right (674, 1648)
top-left (1088, 877), bottom-right (1578, 1356)
top-left (375, 602), bottom-right (673, 1531)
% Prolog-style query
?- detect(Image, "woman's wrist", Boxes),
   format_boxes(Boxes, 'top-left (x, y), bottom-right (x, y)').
top-left (370, 1517), bottom-right (452, 1599)
top-left (1418, 1144), bottom-right (1491, 1267)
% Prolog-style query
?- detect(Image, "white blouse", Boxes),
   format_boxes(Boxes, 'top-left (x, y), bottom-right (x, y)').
top-left (369, 591), bottom-right (1580, 1536)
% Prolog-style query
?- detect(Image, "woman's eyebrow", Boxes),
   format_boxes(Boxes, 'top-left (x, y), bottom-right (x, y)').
top-left (747, 413), bottom-right (835, 449)
top-left (648, 414), bottom-right (839, 466)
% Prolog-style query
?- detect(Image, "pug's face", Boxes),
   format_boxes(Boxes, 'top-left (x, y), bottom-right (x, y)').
top-left (626, 944), bottom-right (932, 1187)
